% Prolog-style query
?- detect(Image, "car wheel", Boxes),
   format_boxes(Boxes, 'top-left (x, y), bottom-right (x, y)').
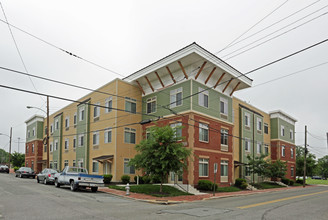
top-left (44, 178), bottom-right (47, 185)
top-left (55, 179), bottom-right (60, 188)
top-left (91, 187), bottom-right (98, 192)
top-left (19, 173), bottom-right (22, 178)
top-left (70, 181), bottom-right (77, 191)
top-left (37, 177), bottom-right (40, 183)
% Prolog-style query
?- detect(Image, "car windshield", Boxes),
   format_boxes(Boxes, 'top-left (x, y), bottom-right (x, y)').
top-left (21, 167), bottom-right (32, 171)
top-left (49, 169), bottom-right (58, 174)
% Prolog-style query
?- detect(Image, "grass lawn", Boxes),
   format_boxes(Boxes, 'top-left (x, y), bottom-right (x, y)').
top-left (251, 182), bottom-right (286, 189)
top-left (304, 178), bottom-right (328, 185)
top-left (216, 186), bottom-right (241, 192)
top-left (109, 184), bottom-right (192, 197)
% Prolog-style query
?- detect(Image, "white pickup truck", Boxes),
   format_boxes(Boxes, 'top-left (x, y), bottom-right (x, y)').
top-left (54, 166), bottom-right (104, 192)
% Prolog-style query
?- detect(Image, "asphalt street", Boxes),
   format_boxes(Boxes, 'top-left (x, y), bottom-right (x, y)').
top-left (1, 173), bottom-right (328, 220)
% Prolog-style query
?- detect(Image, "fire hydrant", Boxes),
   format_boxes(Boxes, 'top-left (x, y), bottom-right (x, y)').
top-left (125, 183), bottom-right (130, 195)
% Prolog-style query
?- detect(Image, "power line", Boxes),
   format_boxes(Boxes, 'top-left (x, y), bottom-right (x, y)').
top-left (0, 18), bottom-right (124, 78)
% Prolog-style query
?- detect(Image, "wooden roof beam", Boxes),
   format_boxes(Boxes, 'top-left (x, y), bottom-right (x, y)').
top-left (145, 76), bottom-right (154, 92)
top-left (166, 66), bottom-right (176, 83)
top-left (213, 72), bottom-right (225, 89)
top-left (155, 72), bottom-right (164, 88)
top-left (177, 61), bottom-right (188, 79)
top-left (230, 82), bottom-right (241, 96)
top-left (136, 80), bottom-right (145, 95)
top-left (195, 61), bottom-right (207, 80)
top-left (204, 67), bottom-right (216, 85)
top-left (222, 78), bottom-right (234, 93)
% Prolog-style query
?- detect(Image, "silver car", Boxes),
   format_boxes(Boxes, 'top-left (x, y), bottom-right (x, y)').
top-left (37, 169), bottom-right (58, 185)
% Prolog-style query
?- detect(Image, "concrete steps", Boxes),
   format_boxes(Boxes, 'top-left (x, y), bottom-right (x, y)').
top-left (165, 183), bottom-right (206, 195)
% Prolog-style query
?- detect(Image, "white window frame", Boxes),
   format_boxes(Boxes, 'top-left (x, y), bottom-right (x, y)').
top-left (65, 138), bottom-right (69, 150)
top-left (64, 160), bottom-right (69, 167)
top-left (124, 128), bottom-right (136, 144)
top-left (257, 142), bottom-right (262, 154)
top-left (170, 122), bottom-right (182, 140)
top-left (221, 129), bottom-right (228, 146)
top-left (79, 107), bottom-right (85, 121)
top-left (146, 97), bottom-right (157, 114)
top-left (257, 118), bottom-right (262, 132)
top-left (65, 116), bottom-right (69, 128)
top-left (170, 88), bottom-right (183, 108)
top-left (199, 158), bottom-right (209, 177)
top-left (72, 160), bottom-right (76, 167)
top-left (32, 127), bottom-right (35, 136)
top-left (291, 167), bottom-right (294, 177)
top-left (93, 131), bottom-right (99, 146)
top-left (220, 97), bottom-right (228, 115)
top-left (55, 140), bottom-right (58, 151)
top-left (55, 119), bottom-right (59, 130)
top-left (50, 124), bottom-right (53, 134)
top-left (264, 144), bottom-right (269, 155)
top-left (264, 123), bottom-right (269, 134)
top-left (220, 160), bottom-right (228, 177)
top-left (125, 97), bottom-right (137, 114)
top-left (290, 129), bottom-right (293, 140)
top-left (291, 147), bottom-right (294, 158)
top-left (78, 159), bottom-right (84, 168)
top-left (73, 112), bottom-right (77, 125)
top-left (92, 160), bottom-right (99, 173)
top-left (94, 102), bottom-right (100, 118)
top-left (124, 158), bottom-right (135, 174)
top-left (28, 130), bottom-right (30, 138)
top-left (282, 145), bottom-right (286, 157)
top-left (50, 143), bottom-right (53, 152)
top-left (105, 97), bottom-right (113, 113)
top-left (245, 138), bottom-right (250, 152)
top-left (245, 112), bottom-right (250, 127)
top-left (104, 128), bottom-right (112, 143)
top-left (281, 125), bottom-right (285, 137)
top-left (198, 87), bottom-right (209, 108)
top-left (199, 123), bottom-right (209, 142)
top-left (79, 134), bottom-right (84, 147)
top-left (32, 144), bottom-right (34, 153)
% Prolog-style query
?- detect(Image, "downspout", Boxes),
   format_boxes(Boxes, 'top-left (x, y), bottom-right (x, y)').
top-left (252, 113), bottom-right (255, 184)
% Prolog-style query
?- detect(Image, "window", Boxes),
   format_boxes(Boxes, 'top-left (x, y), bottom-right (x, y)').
top-left (220, 160), bottom-right (228, 177)
top-left (28, 130), bottom-right (30, 138)
top-left (291, 167), bottom-right (294, 177)
top-left (26, 144), bottom-right (29, 153)
top-left (245, 138), bottom-right (250, 152)
top-left (146, 130), bottom-right (151, 140)
top-left (170, 88), bottom-right (182, 108)
top-left (265, 144), bottom-right (269, 155)
top-left (257, 143), bottom-right (262, 154)
top-left (79, 135), bottom-right (84, 147)
top-left (74, 113), bottom-right (77, 125)
top-left (124, 158), bottom-right (135, 174)
top-left (65, 138), bottom-right (69, 150)
top-left (105, 97), bottom-right (112, 113)
top-left (146, 97), bottom-right (157, 114)
top-left (65, 117), bottom-right (69, 128)
top-left (257, 118), bottom-right (262, 131)
top-left (94, 102), bottom-right (100, 118)
top-left (220, 97), bottom-right (228, 115)
top-left (55, 140), bottom-right (58, 151)
top-left (125, 97), bottom-right (136, 114)
top-left (104, 128), bottom-right (112, 143)
top-left (73, 136), bottom-right (77, 149)
top-left (170, 122), bottom-right (182, 140)
top-left (64, 160), bottom-right (69, 167)
top-left (31, 161), bottom-right (34, 169)
top-left (93, 132), bottom-right (99, 146)
top-left (55, 119), bottom-right (59, 130)
top-left (291, 147), bottom-right (294, 158)
top-left (50, 143), bottom-right (53, 152)
top-left (79, 107), bottom-right (85, 121)
top-left (245, 166), bottom-right (251, 176)
top-left (32, 127), bottom-right (35, 136)
top-left (282, 145), bottom-right (286, 157)
top-left (199, 158), bottom-right (209, 177)
top-left (50, 124), bottom-right (53, 133)
top-left (54, 161), bottom-right (58, 170)
top-left (199, 123), bottom-right (209, 142)
top-left (73, 160), bottom-right (76, 167)
top-left (198, 87), bottom-right (209, 108)
top-left (32, 144), bottom-right (34, 153)
top-left (264, 123), bottom-right (269, 134)
top-left (92, 161), bottom-right (99, 173)
top-left (221, 129), bottom-right (228, 145)
top-left (281, 125), bottom-right (285, 137)
top-left (44, 145), bottom-right (47, 153)
top-left (78, 159), bottom-right (83, 168)
top-left (245, 112), bottom-right (250, 127)
top-left (124, 128), bottom-right (136, 144)
top-left (290, 129), bottom-right (293, 140)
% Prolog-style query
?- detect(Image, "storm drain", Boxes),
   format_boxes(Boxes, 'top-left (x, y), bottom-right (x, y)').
top-left (160, 207), bottom-right (231, 217)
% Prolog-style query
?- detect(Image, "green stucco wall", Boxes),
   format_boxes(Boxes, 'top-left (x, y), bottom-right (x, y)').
top-left (270, 117), bottom-right (295, 144)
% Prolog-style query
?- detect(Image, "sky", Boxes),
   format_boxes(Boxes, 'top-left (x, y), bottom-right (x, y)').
top-left (0, 0), bottom-right (327, 158)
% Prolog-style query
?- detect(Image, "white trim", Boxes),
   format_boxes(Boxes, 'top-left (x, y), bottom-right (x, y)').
top-left (25, 115), bottom-right (44, 125)
top-left (269, 110), bottom-right (297, 123)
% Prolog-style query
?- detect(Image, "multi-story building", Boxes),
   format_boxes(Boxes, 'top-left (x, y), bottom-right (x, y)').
top-left (24, 43), bottom-right (296, 185)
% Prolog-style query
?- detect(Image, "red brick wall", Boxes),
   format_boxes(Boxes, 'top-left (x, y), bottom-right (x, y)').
top-left (25, 140), bottom-right (43, 173)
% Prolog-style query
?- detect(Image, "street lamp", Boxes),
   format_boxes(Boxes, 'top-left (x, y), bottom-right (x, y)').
top-left (26, 96), bottom-right (49, 168)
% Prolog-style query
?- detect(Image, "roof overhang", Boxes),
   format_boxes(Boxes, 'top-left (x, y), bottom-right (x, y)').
top-left (123, 43), bottom-right (252, 96)
top-left (93, 155), bottom-right (114, 163)
top-left (269, 110), bottom-right (297, 124)
top-left (25, 115), bottom-right (44, 126)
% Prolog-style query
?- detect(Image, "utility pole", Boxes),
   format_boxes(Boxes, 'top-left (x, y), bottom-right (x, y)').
top-left (46, 96), bottom-right (49, 168)
top-left (17, 137), bottom-right (20, 153)
top-left (8, 127), bottom-right (12, 170)
top-left (303, 125), bottom-right (307, 187)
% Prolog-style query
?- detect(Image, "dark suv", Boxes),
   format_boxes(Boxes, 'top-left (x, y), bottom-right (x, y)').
top-left (0, 165), bottom-right (9, 173)
top-left (15, 167), bottom-right (35, 178)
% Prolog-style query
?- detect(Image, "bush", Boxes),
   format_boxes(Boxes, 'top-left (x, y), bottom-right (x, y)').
top-left (151, 174), bottom-right (161, 184)
top-left (121, 175), bottom-right (130, 184)
top-left (289, 179), bottom-right (294, 186)
top-left (142, 176), bottom-right (151, 184)
top-left (235, 178), bottom-right (246, 188)
top-left (240, 182), bottom-right (248, 190)
top-left (103, 174), bottom-right (113, 184)
top-left (134, 175), bottom-right (144, 184)
top-left (14, 166), bottom-right (19, 172)
top-left (296, 179), bottom-right (304, 184)
top-left (197, 180), bottom-right (218, 191)
top-left (281, 177), bottom-right (290, 185)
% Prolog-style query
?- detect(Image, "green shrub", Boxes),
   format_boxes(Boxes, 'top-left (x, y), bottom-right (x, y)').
top-left (151, 174), bottom-right (161, 184)
top-left (103, 174), bottom-right (113, 184)
top-left (296, 179), bottom-right (304, 184)
top-left (289, 179), bottom-right (294, 186)
top-left (134, 175), bottom-right (144, 184)
top-left (240, 182), bottom-right (248, 190)
top-left (14, 166), bottom-right (19, 172)
top-left (235, 178), bottom-right (246, 187)
top-left (197, 180), bottom-right (217, 191)
top-left (281, 177), bottom-right (290, 185)
top-left (142, 175), bottom-right (151, 184)
top-left (121, 175), bottom-right (130, 184)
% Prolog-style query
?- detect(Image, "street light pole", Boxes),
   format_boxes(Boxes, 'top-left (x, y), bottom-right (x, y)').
top-left (46, 96), bottom-right (49, 168)
top-left (8, 127), bottom-right (12, 170)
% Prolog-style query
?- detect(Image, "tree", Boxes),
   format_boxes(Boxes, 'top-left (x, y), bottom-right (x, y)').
top-left (247, 154), bottom-right (269, 182)
top-left (317, 156), bottom-right (328, 179)
top-left (265, 159), bottom-right (287, 180)
top-left (296, 146), bottom-right (317, 177)
top-left (0, 149), bottom-right (9, 164)
top-left (11, 152), bottom-right (25, 167)
top-left (129, 125), bottom-right (191, 192)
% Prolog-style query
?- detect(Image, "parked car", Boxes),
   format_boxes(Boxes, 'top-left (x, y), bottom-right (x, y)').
top-left (15, 167), bottom-right (36, 178)
top-left (312, 176), bottom-right (323, 180)
top-left (37, 169), bottom-right (58, 184)
top-left (54, 166), bottom-right (104, 192)
top-left (0, 165), bottom-right (9, 173)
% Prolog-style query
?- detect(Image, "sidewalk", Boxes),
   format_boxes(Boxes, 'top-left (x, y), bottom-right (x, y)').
top-left (98, 185), bottom-right (317, 205)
